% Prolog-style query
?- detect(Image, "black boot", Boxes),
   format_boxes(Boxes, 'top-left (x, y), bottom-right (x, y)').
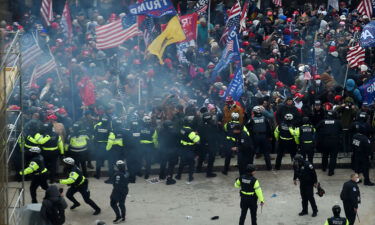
top-left (166, 177), bottom-right (176, 185)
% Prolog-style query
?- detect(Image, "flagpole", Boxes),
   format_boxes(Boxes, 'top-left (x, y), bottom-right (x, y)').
top-left (207, 0), bottom-right (211, 38)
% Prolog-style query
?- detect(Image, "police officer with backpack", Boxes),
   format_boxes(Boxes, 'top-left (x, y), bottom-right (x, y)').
top-left (295, 117), bottom-right (316, 163)
top-left (323, 205), bottom-right (349, 225)
top-left (59, 157), bottom-right (101, 215)
top-left (246, 106), bottom-right (272, 170)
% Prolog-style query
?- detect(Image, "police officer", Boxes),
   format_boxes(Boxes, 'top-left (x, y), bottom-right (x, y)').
top-left (197, 112), bottom-right (219, 177)
top-left (139, 115), bottom-right (158, 179)
top-left (293, 154), bottom-right (318, 217)
top-left (176, 116), bottom-right (200, 182)
top-left (234, 164), bottom-right (264, 225)
top-left (340, 174), bottom-right (361, 225)
top-left (223, 112), bottom-right (250, 175)
top-left (246, 106), bottom-right (272, 170)
top-left (274, 113), bottom-right (297, 170)
top-left (224, 123), bottom-right (254, 175)
top-left (295, 117), bottom-right (316, 163)
top-left (107, 160), bottom-right (129, 224)
top-left (39, 122), bottom-right (64, 183)
top-left (351, 126), bottom-right (374, 186)
top-left (126, 117), bottom-right (142, 183)
top-left (105, 118), bottom-right (126, 183)
top-left (59, 157), bottom-right (101, 215)
top-left (159, 120), bottom-right (178, 185)
top-left (93, 116), bottom-right (111, 179)
top-left (323, 205), bottom-right (349, 225)
top-left (316, 110), bottom-right (343, 176)
top-left (19, 147), bottom-right (49, 203)
top-left (66, 123), bottom-right (90, 176)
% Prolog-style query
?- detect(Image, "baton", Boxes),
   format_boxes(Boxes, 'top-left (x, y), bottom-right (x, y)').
top-left (261, 204), bottom-right (263, 214)
top-left (357, 212), bottom-right (360, 223)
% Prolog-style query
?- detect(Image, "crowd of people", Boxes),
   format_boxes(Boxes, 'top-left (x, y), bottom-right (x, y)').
top-left (2, 0), bottom-right (375, 224)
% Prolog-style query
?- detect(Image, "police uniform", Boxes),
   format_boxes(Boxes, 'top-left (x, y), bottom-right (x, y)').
top-left (223, 121), bottom-right (250, 174)
top-left (324, 217), bottom-right (349, 225)
top-left (60, 166), bottom-right (101, 213)
top-left (293, 158), bottom-right (318, 216)
top-left (197, 115), bottom-right (219, 176)
top-left (159, 121), bottom-right (179, 181)
top-left (127, 120), bottom-right (142, 183)
top-left (295, 123), bottom-right (316, 163)
top-left (234, 174), bottom-right (264, 225)
top-left (106, 129), bottom-right (126, 179)
top-left (352, 133), bottom-right (374, 185)
top-left (340, 180), bottom-right (361, 225)
top-left (274, 122), bottom-right (297, 170)
top-left (93, 120), bottom-right (111, 178)
top-left (109, 170), bottom-right (129, 221)
top-left (246, 115), bottom-right (272, 170)
top-left (316, 118), bottom-right (343, 175)
top-left (139, 123), bottom-right (158, 179)
top-left (66, 133), bottom-right (90, 176)
top-left (20, 154), bottom-right (49, 203)
top-left (176, 125), bottom-right (200, 181)
top-left (39, 127), bottom-right (64, 182)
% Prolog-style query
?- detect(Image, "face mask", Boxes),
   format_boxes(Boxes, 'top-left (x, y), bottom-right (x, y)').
top-left (316, 80), bottom-right (321, 85)
top-left (356, 178), bottom-right (360, 183)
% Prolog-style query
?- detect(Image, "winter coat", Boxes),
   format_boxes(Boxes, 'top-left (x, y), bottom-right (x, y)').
top-left (40, 185), bottom-right (67, 225)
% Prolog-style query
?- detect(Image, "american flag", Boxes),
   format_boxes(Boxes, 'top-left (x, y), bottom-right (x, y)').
top-left (239, 0), bottom-right (250, 32)
top-left (220, 1), bottom-right (241, 43)
top-left (356, 0), bottom-right (373, 18)
top-left (41, 0), bottom-right (53, 26)
top-left (5, 34), bottom-right (43, 68)
top-left (347, 44), bottom-right (366, 68)
top-left (61, 1), bottom-right (73, 42)
top-left (273, 0), bottom-right (282, 7)
top-left (95, 14), bottom-right (140, 50)
top-left (33, 58), bottom-right (57, 80)
top-left (141, 16), bottom-right (159, 47)
top-left (194, 0), bottom-right (209, 16)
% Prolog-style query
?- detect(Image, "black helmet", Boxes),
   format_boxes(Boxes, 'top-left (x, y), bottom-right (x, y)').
top-left (294, 154), bottom-right (304, 162)
top-left (302, 116), bottom-right (310, 124)
top-left (332, 205), bottom-right (341, 216)
top-left (358, 112), bottom-right (367, 121)
top-left (246, 164), bottom-right (256, 173)
top-left (101, 115), bottom-right (109, 123)
top-left (41, 122), bottom-right (53, 133)
top-left (325, 110), bottom-right (335, 119)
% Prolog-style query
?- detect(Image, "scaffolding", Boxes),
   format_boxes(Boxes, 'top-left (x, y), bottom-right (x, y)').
top-left (0, 30), bottom-right (25, 225)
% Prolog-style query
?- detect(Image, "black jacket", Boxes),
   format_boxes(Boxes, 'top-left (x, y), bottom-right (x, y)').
top-left (40, 185), bottom-right (67, 225)
top-left (340, 180), bottom-right (361, 208)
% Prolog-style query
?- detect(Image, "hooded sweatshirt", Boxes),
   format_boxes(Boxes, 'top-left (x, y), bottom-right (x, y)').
top-left (40, 185), bottom-right (67, 225)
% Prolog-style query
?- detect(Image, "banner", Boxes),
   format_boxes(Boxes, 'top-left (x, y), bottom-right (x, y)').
top-left (129, 0), bottom-right (176, 18)
top-left (211, 26), bottom-right (241, 81)
top-left (148, 16), bottom-right (186, 64)
top-left (194, 0), bottom-right (209, 16)
top-left (360, 21), bottom-right (375, 47)
top-left (359, 77), bottom-right (375, 105)
top-left (224, 66), bottom-right (244, 101)
top-left (179, 13), bottom-right (198, 42)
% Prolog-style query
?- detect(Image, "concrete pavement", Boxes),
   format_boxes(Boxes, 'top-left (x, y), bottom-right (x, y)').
top-left (12, 168), bottom-right (375, 225)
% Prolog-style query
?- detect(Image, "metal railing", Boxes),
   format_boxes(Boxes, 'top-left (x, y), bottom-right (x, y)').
top-left (1, 30), bottom-right (24, 225)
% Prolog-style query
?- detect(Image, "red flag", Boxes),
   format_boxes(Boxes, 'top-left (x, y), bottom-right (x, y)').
top-left (179, 13), bottom-right (198, 42)
top-left (61, 1), bottom-right (73, 42)
top-left (41, 0), bottom-right (53, 26)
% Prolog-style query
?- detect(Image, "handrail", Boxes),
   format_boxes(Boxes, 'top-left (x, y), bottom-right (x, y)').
top-left (7, 133), bottom-right (22, 164)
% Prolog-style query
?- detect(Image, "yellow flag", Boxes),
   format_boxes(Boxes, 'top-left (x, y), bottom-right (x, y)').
top-left (147, 16), bottom-right (186, 64)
